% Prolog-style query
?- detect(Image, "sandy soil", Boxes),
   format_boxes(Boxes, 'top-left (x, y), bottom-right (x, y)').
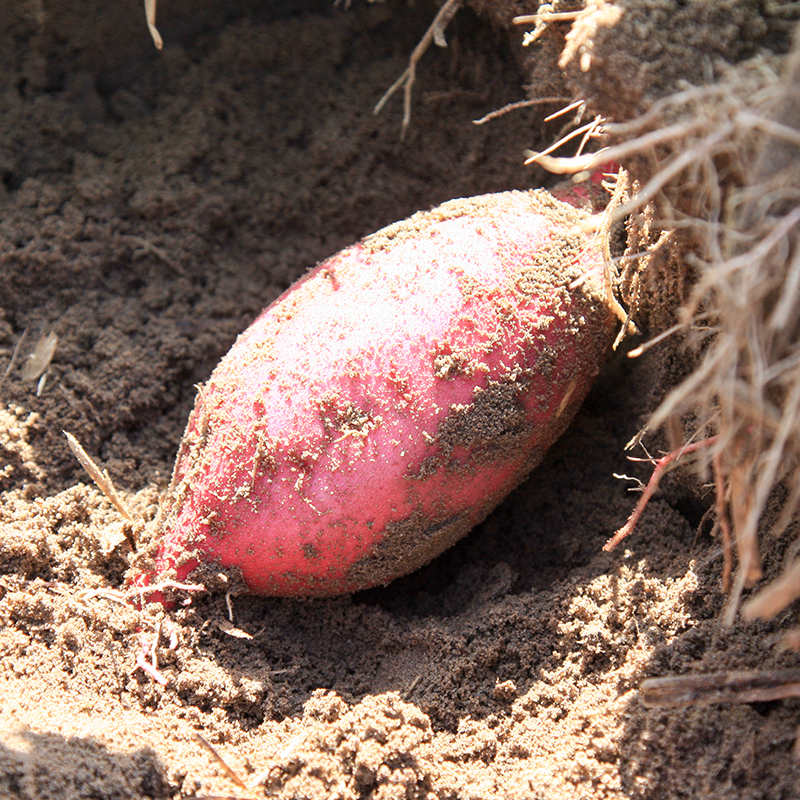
top-left (1, 1), bottom-right (800, 798)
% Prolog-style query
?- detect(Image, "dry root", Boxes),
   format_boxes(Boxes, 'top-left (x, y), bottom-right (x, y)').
top-left (597, 30), bottom-right (800, 630)
top-left (528, 13), bottom-right (800, 633)
top-left (374, 0), bottom-right (463, 140)
top-left (646, 40), bottom-right (800, 628)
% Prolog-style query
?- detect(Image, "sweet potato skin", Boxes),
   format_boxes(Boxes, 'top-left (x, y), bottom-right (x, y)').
top-left (143, 190), bottom-right (614, 596)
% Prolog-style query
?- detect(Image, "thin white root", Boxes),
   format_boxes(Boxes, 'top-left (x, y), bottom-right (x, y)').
top-left (513, 11), bottom-right (581, 24)
top-left (512, 10), bottom-right (580, 47)
top-left (544, 98), bottom-right (585, 122)
top-left (135, 622), bottom-right (168, 685)
top-left (472, 96), bottom-right (570, 126)
top-left (526, 117), bottom-right (711, 176)
top-left (626, 322), bottom-right (684, 359)
top-left (374, 0), bottom-right (462, 140)
top-left (80, 580), bottom-right (206, 606)
top-left (523, 115), bottom-right (604, 166)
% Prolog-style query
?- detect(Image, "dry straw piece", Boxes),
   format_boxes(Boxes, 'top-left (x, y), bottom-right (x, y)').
top-left (144, 0), bottom-right (163, 50)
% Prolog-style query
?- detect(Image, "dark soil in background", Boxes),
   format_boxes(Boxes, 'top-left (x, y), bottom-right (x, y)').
top-left (1, 1), bottom-right (799, 798)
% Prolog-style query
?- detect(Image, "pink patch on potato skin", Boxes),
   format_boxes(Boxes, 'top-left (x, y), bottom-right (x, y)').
top-left (140, 189), bottom-right (614, 597)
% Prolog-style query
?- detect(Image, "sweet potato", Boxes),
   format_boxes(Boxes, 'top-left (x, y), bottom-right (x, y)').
top-left (137, 189), bottom-right (615, 597)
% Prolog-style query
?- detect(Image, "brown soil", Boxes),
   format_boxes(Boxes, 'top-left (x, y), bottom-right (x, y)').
top-left (1, 1), bottom-right (799, 798)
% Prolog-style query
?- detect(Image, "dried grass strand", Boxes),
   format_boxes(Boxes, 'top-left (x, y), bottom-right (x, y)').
top-left (64, 431), bottom-right (135, 524)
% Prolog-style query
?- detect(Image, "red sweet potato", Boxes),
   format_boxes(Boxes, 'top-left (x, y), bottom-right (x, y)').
top-left (138, 189), bottom-right (615, 597)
